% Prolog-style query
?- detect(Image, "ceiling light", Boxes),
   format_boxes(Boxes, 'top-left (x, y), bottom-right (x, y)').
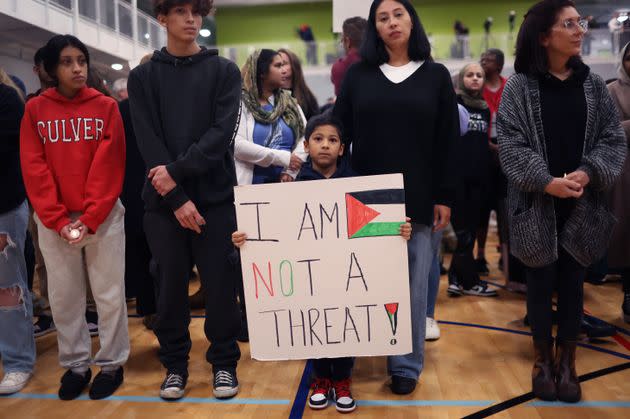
top-left (111, 63), bottom-right (123, 71)
top-left (200, 29), bottom-right (211, 37)
top-left (144, 33), bottom-right (150, 39)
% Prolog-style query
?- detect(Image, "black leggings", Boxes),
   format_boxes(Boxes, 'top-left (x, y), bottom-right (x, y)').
top-left (526, 249), bottom-right (586, 341)
top-left (312, 357), bottom-right (354, 381)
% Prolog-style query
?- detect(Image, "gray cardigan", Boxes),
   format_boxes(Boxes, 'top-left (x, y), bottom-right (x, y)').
top-left (497, 72), bottom-right (627, 268)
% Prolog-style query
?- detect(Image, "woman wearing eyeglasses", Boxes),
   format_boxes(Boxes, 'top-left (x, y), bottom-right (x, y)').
top-left (497, 0), bottom-right (626, 403)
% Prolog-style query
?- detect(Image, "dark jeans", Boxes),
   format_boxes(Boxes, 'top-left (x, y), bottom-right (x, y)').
top-left (313, 357), bottom-right (354, 381)
top-left (526, 249), bottom-right (586, 341)
top-left (451, 183), bottom-right (484, 290)
top-left (144, 203), bottom-right (241, 374)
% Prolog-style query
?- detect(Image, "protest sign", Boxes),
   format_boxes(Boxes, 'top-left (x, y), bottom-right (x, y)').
top-left (235, 174), bottom-right (411, 361)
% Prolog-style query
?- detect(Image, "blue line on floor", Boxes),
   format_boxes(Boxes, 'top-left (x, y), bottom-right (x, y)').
top-left (288, 360), bottom-right (313, 419)
top-left (2, 393), bottom-right (290, 405)
top-left (438, 320), bottom-right (630, 361)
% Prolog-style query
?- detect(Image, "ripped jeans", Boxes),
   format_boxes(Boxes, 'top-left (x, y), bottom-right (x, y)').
top-left (0, 200), bottom-right (35, 373)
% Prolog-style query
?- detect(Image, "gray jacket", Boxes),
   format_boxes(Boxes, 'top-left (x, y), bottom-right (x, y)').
top-left (497, 72), bottom-right (627, 268)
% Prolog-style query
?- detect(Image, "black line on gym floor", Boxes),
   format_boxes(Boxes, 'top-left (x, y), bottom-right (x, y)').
top-left (461, 361), bottom-right (630, 419)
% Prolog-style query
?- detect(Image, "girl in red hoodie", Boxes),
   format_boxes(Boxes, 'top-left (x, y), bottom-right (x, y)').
top-left (20, 35), bottom-right (128, 401)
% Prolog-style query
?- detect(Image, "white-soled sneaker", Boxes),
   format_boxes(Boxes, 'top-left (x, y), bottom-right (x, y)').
top-left (0, 372), bottom-right (32, 394)
top-left (333, 378), bottom-right (356, 413)
top-left (425, 317), bottom-right (441, 341)
top-left (463, 283), bottom-right (498, 297)
top-left (159, 372), bottom-right (187, 400)
top-left (213, 369), bottom-right (239, 399)
top-left (308, 377), bottom-right (332, 410)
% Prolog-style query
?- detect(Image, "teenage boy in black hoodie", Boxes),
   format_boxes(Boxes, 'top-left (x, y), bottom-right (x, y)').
top-left (128, 0), bottom-right (242, 400)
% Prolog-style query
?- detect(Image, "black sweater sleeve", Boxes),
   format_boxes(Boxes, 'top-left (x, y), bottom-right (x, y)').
top-left (165, 62), bottom-right (242, 182)
top-left (0, 85), bottom-right (24, 152)
top-left (128, 67), bottom-right (190, 211)
top-left (431, 65), bottom-right (459, 207)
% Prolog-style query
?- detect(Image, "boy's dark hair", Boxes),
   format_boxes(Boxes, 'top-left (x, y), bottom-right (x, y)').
top-left (514, 0), bottom-right (583, 75)
top-left (483, 48), bottom-right (505, 72)
top-left (34, 46), bottom-right (47, 66)
top-left (42, 35), bottom-right (90, 83)
top-left (153, 0), bottom-right (213, 17)
top-left (304, 111), bottom-right (344, 143)
top-left (361, 0), bottom-right (432, 66)
top-left (343, 17), bottom-right (368, 49)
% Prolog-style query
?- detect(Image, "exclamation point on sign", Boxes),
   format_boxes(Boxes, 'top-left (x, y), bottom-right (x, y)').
top-left (384, 303), bottom-right (399, 345)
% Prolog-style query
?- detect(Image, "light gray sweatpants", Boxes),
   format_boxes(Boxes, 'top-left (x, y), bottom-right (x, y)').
top-left (35, 200), bottom-right (129, 371)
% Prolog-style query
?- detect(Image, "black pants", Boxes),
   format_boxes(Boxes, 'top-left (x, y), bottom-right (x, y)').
top-left (144, 203), bottom-right (241, 374)
top-left (313, 357), bottom-right (354, 381)
top-left (526, 249), bottom-right (586, 341)
top-left (451, 183), bottom-right (484, 290)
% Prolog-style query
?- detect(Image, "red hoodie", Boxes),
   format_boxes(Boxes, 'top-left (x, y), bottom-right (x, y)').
top-left (20, 87), bottom-right (125, 233)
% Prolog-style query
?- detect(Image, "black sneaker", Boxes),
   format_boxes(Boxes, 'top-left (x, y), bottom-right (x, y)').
top-left (58, 369), bottom-right (91, 400)
top-left (390, 375), bottom-right (417, 395)
top-left (623, 291), bottom-right (630, 324)
top-left (160, 372), bottom-right (187, 400)
top-left (213, 369), bottom-right (239, 399)
top-left (89, 367), bottom-right (124, 400)
top-left (462, 283), bottom-right (498, 297)
top-left (34, 315), bottom-right (56, 338)
top-left (475, 258), bottom-right (490, 275)
top-left (85, 310), bottom-right (99, 337)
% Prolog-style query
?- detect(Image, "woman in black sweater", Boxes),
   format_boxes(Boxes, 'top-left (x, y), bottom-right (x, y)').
top-left (333, 0), bottom-right (459, 395)
top-left (448, 63), bottom-right (497, 298)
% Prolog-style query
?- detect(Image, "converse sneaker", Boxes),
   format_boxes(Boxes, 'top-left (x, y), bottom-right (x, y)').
top-left (33, 315), bottom-right (56, 338)
top-left (425, 317), bottom-right (440, 341)
top-left (308, 377), bottom-right (332, 410)
top-left (332, 378), bottom-right (356, 413)
top-left (160, 372), bottom-right (187, 400)
top-left (213, 369), bottom-right (239, 399)
top-left (0, 372), bottom-right (32, 394)
top-left (463, 283), bottom-right (498, 297)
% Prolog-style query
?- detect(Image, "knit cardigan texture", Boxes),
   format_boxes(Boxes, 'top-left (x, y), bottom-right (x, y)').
top-left (497, 72), bottom-right (627, 268)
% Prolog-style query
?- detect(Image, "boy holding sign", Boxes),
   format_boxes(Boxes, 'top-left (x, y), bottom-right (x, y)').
top-left (233, 113), bottom-right (412, 413)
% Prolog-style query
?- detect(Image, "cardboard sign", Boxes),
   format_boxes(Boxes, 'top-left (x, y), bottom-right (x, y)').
top-left (235, 174), bottom-right (411, 361)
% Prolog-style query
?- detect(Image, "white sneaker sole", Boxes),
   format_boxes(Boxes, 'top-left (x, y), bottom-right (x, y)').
top-left (160, 388), bottom-right (185, 400)
top-left (213, 385), bottom-right (239, 399)
top-left (336, 404), bottom-right (357, 413)
top-left (0, 374), bottom-right (32, 394)
top-left (308, 400), bottom-right (329, 410)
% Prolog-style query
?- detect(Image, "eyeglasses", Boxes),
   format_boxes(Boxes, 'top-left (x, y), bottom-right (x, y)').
top-left (560, 18), bottom-right (589, 33)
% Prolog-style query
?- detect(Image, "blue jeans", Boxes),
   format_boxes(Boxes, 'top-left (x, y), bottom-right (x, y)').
top-left (387, 223), bottom-right (433, 380)
top-left (0, 200), bottom-right (35, 373)
top-left (427, 230), bottom-right (443, 318)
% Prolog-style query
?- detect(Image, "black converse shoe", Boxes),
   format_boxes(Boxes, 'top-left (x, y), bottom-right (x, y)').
top-left (213, 369), bottom-right (239, 399)
top-left (89, 367), bottom-right (124, 400)
top-left (160, 372), bottom-right (187, 400)
top-left (58, 369), bottom-right (91, 400)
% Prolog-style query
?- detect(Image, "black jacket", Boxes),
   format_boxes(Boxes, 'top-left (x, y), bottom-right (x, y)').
top-left (0, 84), bottom-right (25, 214)
top-left (128, 47), bottom-right (242, 212)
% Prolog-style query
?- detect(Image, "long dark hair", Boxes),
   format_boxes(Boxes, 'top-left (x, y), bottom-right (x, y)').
top-left (42, 34), bottom-right (90, 85)
top-left (256, 49), bottom-right (279, 98)
top-left (278, 48), bottom-right (319, 120)
top-left (514, 0), bottom-right (582, 75)
top-left (360, 0), bottom-right (431, 66)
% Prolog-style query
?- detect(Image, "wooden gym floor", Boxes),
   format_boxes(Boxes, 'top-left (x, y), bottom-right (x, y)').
top-left (1, 233), bottom-right (629, 419)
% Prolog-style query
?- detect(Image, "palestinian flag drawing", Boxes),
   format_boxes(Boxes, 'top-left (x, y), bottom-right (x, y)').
top-left (384, 303), bottom-right (399, 336)
top-left (345, 188), bottom-right (406, 239)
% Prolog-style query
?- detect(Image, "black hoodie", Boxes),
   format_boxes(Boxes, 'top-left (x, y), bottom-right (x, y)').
top-left (0, 84), bottom-right (25, 214)
top-left (296, 158), bottom-right (357, 181)
top-left (128, 47), bottom-right (242, 212)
